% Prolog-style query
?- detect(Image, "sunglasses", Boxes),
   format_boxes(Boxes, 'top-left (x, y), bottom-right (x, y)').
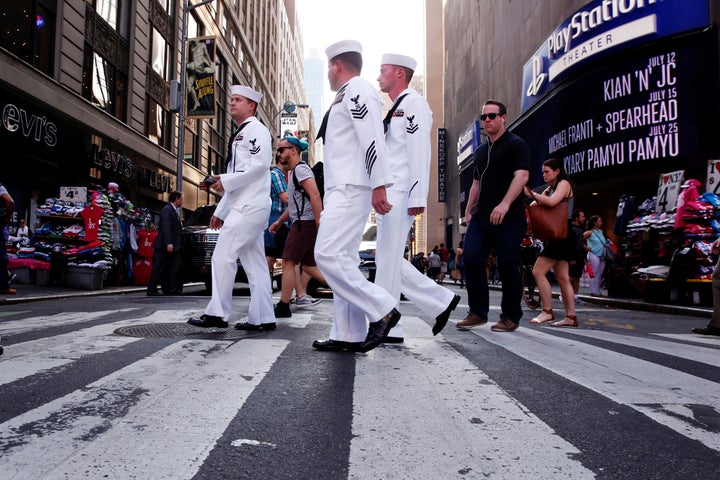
top-left (276, 146), bottom-right (291, 153)
top-left (480, 112), bottom-right (501, 121)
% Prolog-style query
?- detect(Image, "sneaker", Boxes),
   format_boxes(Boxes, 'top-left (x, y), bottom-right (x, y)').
top-left (294, 295), bottom-right (322, 308)
top-left (274, 301), bottom-right (292, 318)
top-left (456, 312), bottom-right (488, 330)
top-left (490, 318), bottom-right (519, 332)
top-left (1, 287), bottom-right (17, 295)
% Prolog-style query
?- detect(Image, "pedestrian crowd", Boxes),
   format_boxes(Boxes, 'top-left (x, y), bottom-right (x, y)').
top-left (7, 37), bottom-right (712, 347)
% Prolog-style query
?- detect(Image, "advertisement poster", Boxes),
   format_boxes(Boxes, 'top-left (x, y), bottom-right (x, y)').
top-left (186, 37), bottom-right (216, 119)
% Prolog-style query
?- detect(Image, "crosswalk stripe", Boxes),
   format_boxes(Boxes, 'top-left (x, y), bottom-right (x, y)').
top-left (473, 327), bottom-right (720, 451)
top-left (0, 309), bottom-right (200, 386)
top-left (652, 333), bottom-right (720, 347)
top-left (351, 316), bottom-right (596, 479)
top-left (0, 338), bottom-right (289, 479)
top-left (0, 309), bottom-right (139, 336)
top-left (563, 329), bottom-right (720, 366)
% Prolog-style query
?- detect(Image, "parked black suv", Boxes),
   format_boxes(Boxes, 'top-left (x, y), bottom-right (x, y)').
top-left (180, 205), bottom-right (282, 291)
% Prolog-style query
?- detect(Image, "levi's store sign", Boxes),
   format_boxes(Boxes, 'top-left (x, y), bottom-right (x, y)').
top-left (513, 32), bottom-right (719, 184)
top-left (521, 0), bottom-right (710, 113)
top-left (2, 102), bottom-right (58, 147)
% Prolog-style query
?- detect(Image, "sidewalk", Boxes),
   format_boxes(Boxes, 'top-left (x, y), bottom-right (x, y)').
top-left (1, 279), bottom-right (713, 319)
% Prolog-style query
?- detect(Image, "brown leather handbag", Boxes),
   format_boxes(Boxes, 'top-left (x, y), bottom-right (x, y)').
top-left (527, 199), bottom-right (568, 241)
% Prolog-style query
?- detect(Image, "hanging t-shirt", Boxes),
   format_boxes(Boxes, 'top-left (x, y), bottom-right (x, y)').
top-left (614, 194), bottom-right (637, 235)
top-left (81, 205), bottom-right (104, 242)
top-left (137, 229), bottom-right (158, 258)
top-left (674, 179), bottom-right (701, 229)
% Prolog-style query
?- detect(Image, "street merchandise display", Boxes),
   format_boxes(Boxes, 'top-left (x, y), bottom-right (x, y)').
top-left (7, 184), bottom-right (154, 289)
top-left (612, 176), bottom-right (718, 304)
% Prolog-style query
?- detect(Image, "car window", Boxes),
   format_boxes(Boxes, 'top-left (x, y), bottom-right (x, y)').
top-left (361, 225), bottom-right (376, 242)
top-left (185, 205), bottom-right (216, 226)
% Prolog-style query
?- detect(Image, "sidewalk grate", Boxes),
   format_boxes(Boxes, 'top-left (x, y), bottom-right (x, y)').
top-left (114, 323), bottom-right (263, 340)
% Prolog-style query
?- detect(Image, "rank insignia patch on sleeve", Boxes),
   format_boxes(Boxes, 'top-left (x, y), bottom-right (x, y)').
top-left (249, 138), bottom-right (261, 155)
top-left (350, 95), bottom-right (368, 119)
top-left (406, 115), bottom-right (418, 134)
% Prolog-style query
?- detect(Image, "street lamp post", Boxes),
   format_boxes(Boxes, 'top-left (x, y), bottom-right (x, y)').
top-left (176, 0), bottom-right (214, 193)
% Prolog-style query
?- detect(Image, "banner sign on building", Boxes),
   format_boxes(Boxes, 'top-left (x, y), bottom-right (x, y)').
top-left (438, 128), bottom-right (447, 202)
top-left (521, 0), bottom-right (710, 113)
top-left (513, 32), bottom-right (719, 185)
top-left (280, 112), bottom-right (298, 138)
top-left (186, 37), bottom-right (216, 119)
top-left (457, 120), bottom-right (482, 167)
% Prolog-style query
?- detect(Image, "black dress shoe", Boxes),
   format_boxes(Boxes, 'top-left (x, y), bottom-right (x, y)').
top-left (433, 294), bottom-right (461, 335)
top-left (691, 325), bottom-right (720, 336)
top-left (382, 336), bottom-right (404, 344)
top-left (312, 339), bottom-right (362, 352)
top-left (235, 322), bottom-right (277, 331)
top-left (358, 308), bottom-right (402, 353)
top-left (187, 314), bottom-right (228, 328)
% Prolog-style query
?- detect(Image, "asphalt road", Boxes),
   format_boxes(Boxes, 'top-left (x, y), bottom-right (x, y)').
top-left (1, 286), bottom-right (718, 479)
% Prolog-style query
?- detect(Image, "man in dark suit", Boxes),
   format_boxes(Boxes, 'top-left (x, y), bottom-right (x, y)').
top-left (147, 190), bottom-right (184, 296)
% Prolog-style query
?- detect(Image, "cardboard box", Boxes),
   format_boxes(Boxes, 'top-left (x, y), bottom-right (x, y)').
top-left (10, 267), bottom-right (35, 285)
top-left (36, 269), bottom-right (50, 286)
top-left (685, 279), bottom-right (712, 307)
top-left (64, 266), bottom-right (105, 290)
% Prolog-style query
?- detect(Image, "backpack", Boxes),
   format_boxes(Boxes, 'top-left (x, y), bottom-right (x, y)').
top-left (292, 162), bottom-right (324, 202)
top-left (291, 161), bottom-right (324, 224)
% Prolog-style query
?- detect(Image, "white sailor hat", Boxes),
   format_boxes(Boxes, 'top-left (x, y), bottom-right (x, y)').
top-left (381, 53), bottom-right (417, 71)
top-left (325, 40), bottom-right (362, 61)
top-left (230, 85), bottom-right (262, 104)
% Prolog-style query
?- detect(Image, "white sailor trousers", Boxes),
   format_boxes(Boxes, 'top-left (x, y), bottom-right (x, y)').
top-left (205, 204), bottom-right (274, 324)
top-left (315, 184), bottom-right (397, 342)
top-left (376, 189), bottom-right (455, 325)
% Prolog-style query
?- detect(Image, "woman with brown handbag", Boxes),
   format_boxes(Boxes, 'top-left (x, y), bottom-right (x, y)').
top-left (524, 158), bottom-right (578, 327)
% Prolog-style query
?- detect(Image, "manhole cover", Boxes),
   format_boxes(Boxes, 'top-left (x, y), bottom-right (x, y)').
top-left (114, 323), bottom-right (263, 340)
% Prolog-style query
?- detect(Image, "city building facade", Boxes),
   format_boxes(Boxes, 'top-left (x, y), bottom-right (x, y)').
top-left (0, 0), bottom-right (307, 221)
top-left (440, 0), bottom-right (720, 299)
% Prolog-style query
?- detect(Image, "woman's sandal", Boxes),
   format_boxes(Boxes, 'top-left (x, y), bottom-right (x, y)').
top-left (550, 315), bottom-right (578, 328)
top-left (530, 308), bottom-right (554, 324)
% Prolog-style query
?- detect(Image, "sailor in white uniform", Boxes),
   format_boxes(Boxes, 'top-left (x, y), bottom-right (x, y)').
top-left (188, 85), bottom-right (275, 330)
top-left (312, 40), bottom-right (401, 353)
top-left (376, 54), bottom-right (461, 341)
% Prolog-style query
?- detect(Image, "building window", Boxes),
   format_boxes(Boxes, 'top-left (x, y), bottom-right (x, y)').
top-left (82, 48), bottom-right (127, 121)
top-left (146, 97), bottom-right (170, 149)
top-left (0, 0), bottom-right (56, 75)
top-left (151, 27), bottom-right (170, 81)
top-left (87, 0), bottom-right (130, 38)
top-left (184, 125), bottom-right (200, 168)
top-left (188, 12), bottom-right (199, 37)
top-left (157, 0), bottom-right (174, 15)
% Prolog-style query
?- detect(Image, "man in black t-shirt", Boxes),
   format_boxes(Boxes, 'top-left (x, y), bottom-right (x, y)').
top-left (456, 100), bottom-right (530, 333)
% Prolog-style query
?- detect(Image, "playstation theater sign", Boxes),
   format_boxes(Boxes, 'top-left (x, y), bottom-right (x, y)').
top-left (514, 0), bottom-right (717, 184)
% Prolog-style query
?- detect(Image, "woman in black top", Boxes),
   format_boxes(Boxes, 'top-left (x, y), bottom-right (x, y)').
top-left (524, 158), bottom-right (578, 328)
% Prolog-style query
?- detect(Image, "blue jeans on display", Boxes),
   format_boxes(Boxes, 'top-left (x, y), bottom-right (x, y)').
top-left (463, 216), bottom-right (527, 323)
